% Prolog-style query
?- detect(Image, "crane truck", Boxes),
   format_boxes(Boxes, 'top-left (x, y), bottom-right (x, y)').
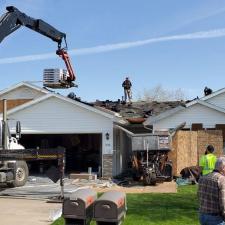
top-left (0, 6), bottom-right (77, 187)
top-left (0, 99), bottom-right (65, 188)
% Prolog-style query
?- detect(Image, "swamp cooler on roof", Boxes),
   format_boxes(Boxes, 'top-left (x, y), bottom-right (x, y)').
top-left (43, 68), bottom-right (71, 89)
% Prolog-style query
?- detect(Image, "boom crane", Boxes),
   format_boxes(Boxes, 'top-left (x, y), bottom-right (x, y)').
top-left (0, 6), bottom-right (76, 88)
top-left (0, 6), bottom-right (72, 189)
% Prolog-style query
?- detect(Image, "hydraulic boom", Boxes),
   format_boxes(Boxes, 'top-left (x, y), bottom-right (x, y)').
top-left (0, 6), bottom-right (76, 88)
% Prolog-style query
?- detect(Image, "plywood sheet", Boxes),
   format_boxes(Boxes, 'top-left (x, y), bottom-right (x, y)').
top-left (170, 130), bottom-right (223, 176)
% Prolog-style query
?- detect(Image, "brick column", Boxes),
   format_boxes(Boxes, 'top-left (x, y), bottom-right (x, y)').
top-left (102, 154), bottom-right (113, 178)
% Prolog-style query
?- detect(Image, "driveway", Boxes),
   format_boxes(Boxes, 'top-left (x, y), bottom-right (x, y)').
top-left (0, 176), bottom-right (176, 225)
top-left (0, 198), bottom-right (61, 225)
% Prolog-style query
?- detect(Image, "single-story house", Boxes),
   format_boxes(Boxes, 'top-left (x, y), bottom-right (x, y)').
top-left (0, 82), bottom-right (126, 177)
top-left (3, 82), bottom-right (225, 177)
top-left (143, 88), bottom-right (225, 144)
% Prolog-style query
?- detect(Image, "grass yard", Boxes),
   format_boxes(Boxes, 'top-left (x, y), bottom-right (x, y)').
top-left (52, 185), bottom-right (199, 225)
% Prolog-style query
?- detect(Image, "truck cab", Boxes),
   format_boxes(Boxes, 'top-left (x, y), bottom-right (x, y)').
top-left (0, 103), bottom-right (28, 187)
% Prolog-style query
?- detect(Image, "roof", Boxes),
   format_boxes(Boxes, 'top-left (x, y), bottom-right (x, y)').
top-left (184, 87), bottom-right (225, 105)
top-left (144, 99), bottom-right (225, 126)
top-left (200, 87), bottom-right (225, 101)
top-left (93, 100), bottom-right (185, 121)
top-left (0, 82), bottom-right (50, 96)
top-left (3, 93), bottom-right (115, 120)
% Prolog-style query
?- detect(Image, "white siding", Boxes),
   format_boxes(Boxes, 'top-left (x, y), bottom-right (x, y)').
top-left (0, 86), bottom-right (45, 100)
top-left (206, 92), bottom-right (225, 109)
top-left (153, 103), bottom-right (225, 130)
top-left (7, 96), bottom-right (114, 154)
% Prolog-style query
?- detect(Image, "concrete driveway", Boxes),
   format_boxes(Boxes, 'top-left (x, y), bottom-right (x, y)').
top-left (0, 176), bottom-right (176, 225)
top-left (0, 198), bottom-right (61, 225)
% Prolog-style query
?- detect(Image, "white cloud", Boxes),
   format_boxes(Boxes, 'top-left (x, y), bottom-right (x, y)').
top-left (1, 28), bottom-right (225, 64)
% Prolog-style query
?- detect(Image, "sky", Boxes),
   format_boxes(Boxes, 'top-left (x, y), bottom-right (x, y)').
top-left (1, 0), bottom-right (225, 101)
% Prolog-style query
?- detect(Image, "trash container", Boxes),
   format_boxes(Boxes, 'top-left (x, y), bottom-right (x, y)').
top-left (63, 188), bottom-right (97, 225)
top-left (93, 190), bottom-right (127, 225)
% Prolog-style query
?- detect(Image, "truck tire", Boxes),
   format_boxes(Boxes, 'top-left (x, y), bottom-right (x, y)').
top-left (9, 161), bottom-right (29, 187)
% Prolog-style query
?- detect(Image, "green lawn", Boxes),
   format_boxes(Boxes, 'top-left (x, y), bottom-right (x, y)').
top-left (52, 185), bottom-right (199, 225)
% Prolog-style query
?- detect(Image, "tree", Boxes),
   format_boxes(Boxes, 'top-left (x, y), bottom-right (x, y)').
top-left (137, 84), bottom-right (186, 101)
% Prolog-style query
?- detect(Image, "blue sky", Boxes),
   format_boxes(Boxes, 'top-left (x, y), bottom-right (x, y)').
top-left (1, 0), bottom-right (225, 101)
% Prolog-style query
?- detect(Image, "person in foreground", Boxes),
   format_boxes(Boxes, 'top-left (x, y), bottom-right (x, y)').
top-left (198, 157), bottom-right (225, 225)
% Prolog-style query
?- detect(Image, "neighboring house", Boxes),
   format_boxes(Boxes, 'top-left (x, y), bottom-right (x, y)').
top-left (0, 82), bottom-right (120, 177)
top-left (144, 88), bottom-right (225, 145)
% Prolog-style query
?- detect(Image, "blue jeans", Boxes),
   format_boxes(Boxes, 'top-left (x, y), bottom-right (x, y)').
top-left (200, 213), bottom-right (225, 225)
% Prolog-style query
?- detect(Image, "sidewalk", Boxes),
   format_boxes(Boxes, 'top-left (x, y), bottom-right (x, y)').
top-left (0, 198), bottom-right (61, 225)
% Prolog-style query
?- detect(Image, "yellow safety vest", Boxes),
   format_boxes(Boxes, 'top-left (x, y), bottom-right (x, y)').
top-left (199, 153), bottom-right (217, 175)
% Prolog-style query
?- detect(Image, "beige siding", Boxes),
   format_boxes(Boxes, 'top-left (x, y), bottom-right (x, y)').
top-left (0, 99), bottom-right (32, 112)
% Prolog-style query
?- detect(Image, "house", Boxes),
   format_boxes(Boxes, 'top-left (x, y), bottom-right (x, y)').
top-left (93, 99), bottom-right (185, 175)
top-left (4, 82), bottom-right (224, 178)
top-left (143, 88), bottom-right (225, 144)
top-left (96, 89), bottom-right (225, 175)
top-left (0, 82), bottom-right (122, 177)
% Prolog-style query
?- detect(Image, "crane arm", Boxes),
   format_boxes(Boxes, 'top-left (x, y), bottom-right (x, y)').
top-left (0, 6), bottom-right (76, 87)
top-left (0, 6), bottom-right (66, 47)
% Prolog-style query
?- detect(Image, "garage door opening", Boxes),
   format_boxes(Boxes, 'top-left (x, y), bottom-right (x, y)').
top-left (19, 133), bottom-right (102, 174)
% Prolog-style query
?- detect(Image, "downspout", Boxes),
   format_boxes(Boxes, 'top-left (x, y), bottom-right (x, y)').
top-left (3, 99), bottom-right (7, 149)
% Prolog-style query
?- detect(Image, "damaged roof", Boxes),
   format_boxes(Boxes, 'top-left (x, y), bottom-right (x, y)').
top-left (93, 100), bottom-right (186, 122)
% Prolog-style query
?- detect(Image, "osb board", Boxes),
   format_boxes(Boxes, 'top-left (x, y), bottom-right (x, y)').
top-left (169, 132), bottom-right (178, 176)
top-left (169, 130), bottom-right (223, 176)
top-left (169, 131), bottom-right (197, 176)
top-left (197, 130), bottom-right (223, 160)
top-left (0, 99), bottom-right (32, 113)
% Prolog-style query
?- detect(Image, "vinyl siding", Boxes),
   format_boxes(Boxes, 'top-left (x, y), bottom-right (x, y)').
top-left (153, 103), bottom-right (225, 131)
top-left (206, 92), bottom-right (225, 109)
top-left (7, 96), bottom-right (114, 154)
top-left (0, 86), bottom-right (45, 100)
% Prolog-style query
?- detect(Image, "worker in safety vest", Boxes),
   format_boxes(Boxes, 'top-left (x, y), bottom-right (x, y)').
top-left (199, 145), bottom-right (217, 176)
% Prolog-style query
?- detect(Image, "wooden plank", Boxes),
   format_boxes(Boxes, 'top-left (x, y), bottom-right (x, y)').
top-left (69, 173), bottom-right (97, 180)
top-left (0, 99), bottom-right (32, 112)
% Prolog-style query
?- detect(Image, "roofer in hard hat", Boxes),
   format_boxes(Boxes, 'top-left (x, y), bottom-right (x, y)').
top-left (199, 145), bottom-right (217, 176)
top-left (122, 77), bottom-right (132, 104)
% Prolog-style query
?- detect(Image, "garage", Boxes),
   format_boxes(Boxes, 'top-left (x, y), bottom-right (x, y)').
top-left (0, 83), bottom-right (115, 177)
top-left (19, 133), bottom-right (102, 174)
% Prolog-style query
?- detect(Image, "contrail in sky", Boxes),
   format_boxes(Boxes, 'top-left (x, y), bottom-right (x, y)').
top-left (1, 28), bottom-right (225, 64)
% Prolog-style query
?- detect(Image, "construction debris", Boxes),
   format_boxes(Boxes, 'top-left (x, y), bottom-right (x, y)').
top-left (0, 175), bottom-right (176, 199)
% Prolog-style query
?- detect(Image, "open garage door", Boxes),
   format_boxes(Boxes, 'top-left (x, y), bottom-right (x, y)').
top-left (19, 133), bottom-right (102, 174)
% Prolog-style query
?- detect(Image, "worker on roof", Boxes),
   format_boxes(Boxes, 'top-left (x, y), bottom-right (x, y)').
top-left (122, 77), bottom-right (132, 104)
top-left (199, 145), bottom-right (217, 176)
top-left (204, 86), bottom-right (213, 96)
